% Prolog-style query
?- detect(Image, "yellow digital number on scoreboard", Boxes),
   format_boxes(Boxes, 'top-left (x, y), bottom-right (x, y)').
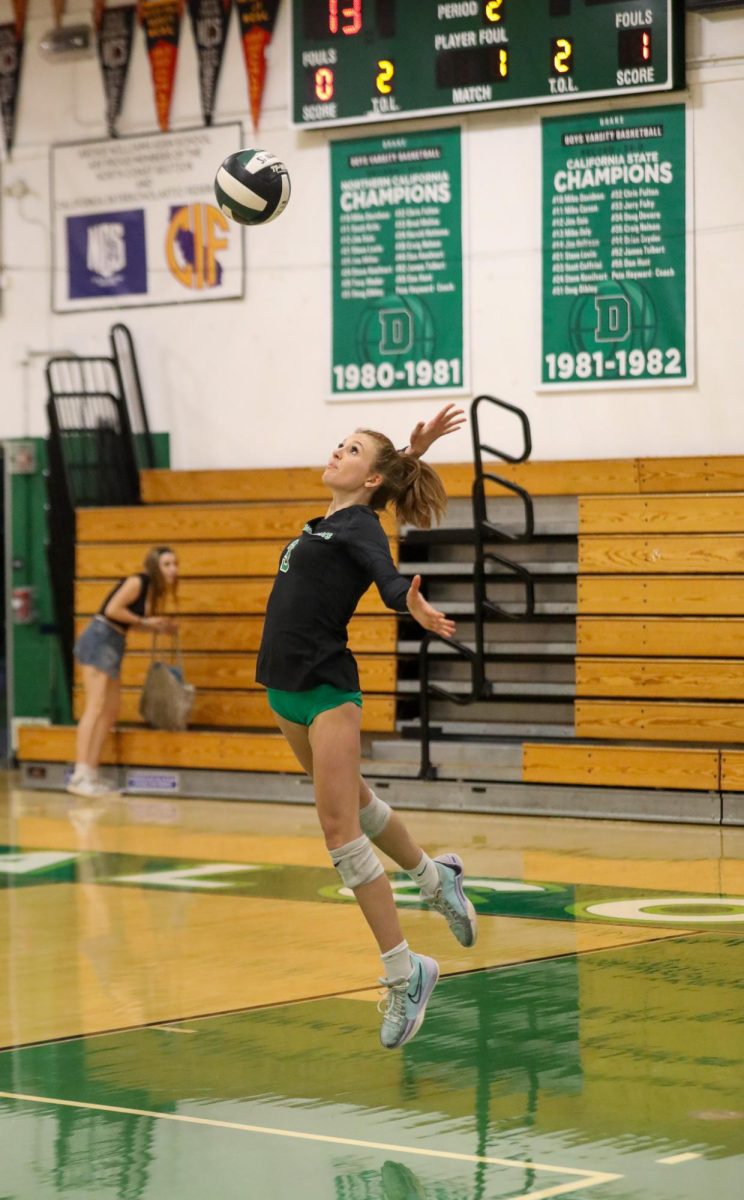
top-left (376, 60), bottom-right (395, 94)
top-left (552, 37), bottom-right (574, 76)
top-left (485, 0), bottom-right (504, 22)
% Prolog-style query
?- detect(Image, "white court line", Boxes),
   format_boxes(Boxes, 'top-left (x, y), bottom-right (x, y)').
top-left (147, 1026), bottom-right (199, 1035)
top-left (657, 1152), bottom-right (702, 1165)
top-left (0, 1090), bottom-right (622, 1200)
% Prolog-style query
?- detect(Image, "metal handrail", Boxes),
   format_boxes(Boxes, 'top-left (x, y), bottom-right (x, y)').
top-left (45, 323), bottom-right (156, 471)
top-left (472, 392), bottom-right (531, 467)
top-left (111, 323), bottom-right (156, 468)
top-left (473, 472), bottom-right (534, 543)
top-left (44, 327), bottom-right (151, 694)
top-left (418, 633), bottom-right (486, 780)
top-left (417, 394), bottom-right (536, 779)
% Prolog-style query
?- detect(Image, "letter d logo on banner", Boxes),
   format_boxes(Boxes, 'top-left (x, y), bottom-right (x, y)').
top-left (378, 306), bottom-right (413, 355)
top-left (594, 293), bottom-right (631, 343)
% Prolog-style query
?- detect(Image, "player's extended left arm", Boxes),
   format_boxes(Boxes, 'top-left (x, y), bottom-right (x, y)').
top-left (352, 528), bottom-right (455, 638)
top-left (403, 403), bottom-right (466, 459)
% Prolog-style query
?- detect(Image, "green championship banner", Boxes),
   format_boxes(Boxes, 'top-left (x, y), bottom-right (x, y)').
top-left (542, 104), bottom-right (691, 388)
top-left (330, 127), bottom-right (465, 399)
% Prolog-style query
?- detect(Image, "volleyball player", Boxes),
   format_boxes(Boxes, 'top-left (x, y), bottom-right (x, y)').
top-left (68, 546), bottom-right (179, 798)
top-left (256, 406), bottom-right (476, 1049)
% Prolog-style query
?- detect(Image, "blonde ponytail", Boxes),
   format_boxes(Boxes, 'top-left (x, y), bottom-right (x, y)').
top-left (360, 429), bottom-right (447, 529)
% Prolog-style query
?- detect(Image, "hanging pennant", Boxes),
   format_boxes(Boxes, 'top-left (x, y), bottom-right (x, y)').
top-left (138, 0), bottom-right (184, 133)
top-left (187, 0), bottom-right (230, 127)
top-left (95, 1), bottom-right (136, 137)
top-left (0, 0), bottom-right (26, 158)
top-left (52, 0), bottom-right (66, 24)
top-left (234, 0), bottom-right (280, 132)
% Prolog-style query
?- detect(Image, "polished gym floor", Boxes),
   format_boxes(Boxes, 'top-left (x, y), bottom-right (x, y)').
top-left (0, 775), bottom-right (742, 1199)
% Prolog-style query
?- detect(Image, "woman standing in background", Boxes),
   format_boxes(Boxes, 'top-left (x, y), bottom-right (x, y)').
top-left (67, 546), bottom-right (178, 798)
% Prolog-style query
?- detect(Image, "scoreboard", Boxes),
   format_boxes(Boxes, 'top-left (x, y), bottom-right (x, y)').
top-left (292, 0), bottom-right (685, 128)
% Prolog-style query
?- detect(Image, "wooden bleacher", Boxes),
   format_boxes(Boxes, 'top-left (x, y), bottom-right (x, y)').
top-left (139, 460), bottom-right (643, 503)
top-left (16, 454), bottom-right (744, 807)
top-left (19, 724), bottom-right (303, 773)
top-left (522, 744), bottom-right (720, 791)
top-left (523, 455), bottom-right (744, 795)
top-left (73, 496), bottom-right (399, 741)
top-left (721, 752), bottom-right (744, 791)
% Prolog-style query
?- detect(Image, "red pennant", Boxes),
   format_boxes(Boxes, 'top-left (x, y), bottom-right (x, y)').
top-left (138, 0), bottom-right (183, 132)
top-left (234, 0), bottom-right (280, 131)
top-left (52, 0), bottom-right (65, 26)
top-left (13, 0), bottom-right (27, 37)
top-left (242, 25), bottom-right (268, 130)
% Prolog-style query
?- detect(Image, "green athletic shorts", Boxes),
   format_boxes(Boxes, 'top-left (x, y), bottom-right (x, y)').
top-left (266, 684), bottom-right (363, 727)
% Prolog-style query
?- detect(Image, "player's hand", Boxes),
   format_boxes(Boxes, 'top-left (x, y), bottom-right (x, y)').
top-left (406, 404), bottom-right (466, 458)
top-left (406, 575), bottom-right (456, 639)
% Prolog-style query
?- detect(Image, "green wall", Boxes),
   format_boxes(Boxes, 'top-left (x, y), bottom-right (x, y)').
top-left (5, 434), bottom-right (170, 733)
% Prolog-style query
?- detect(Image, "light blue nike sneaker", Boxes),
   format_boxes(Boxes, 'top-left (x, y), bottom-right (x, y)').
top-left (378, 952), bottom-right (439, 1049)
top-left (425, 853), bottom-right (478, 947)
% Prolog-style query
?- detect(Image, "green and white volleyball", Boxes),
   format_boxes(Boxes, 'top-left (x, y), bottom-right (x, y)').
top-left (214, 149), bottom-right (291, 226)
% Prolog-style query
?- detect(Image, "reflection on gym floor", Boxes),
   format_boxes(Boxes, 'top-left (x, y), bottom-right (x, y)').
top-left (0, 779), bottom-right (742, 1200)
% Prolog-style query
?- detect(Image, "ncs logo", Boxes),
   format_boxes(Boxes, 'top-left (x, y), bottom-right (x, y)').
top-left (166, 203), bottom-right (231, 290)
top-left (66, 209), bottom-right (147, 299)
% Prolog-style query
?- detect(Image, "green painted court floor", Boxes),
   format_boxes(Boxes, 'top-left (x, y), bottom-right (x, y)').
top-left (1, 934), bottom-right (742, 1200)
top-left (2, 788), bottom-right (743, 1199)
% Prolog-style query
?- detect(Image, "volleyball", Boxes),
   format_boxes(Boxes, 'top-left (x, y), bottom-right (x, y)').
top-left (214, 149), bottom-right (291, 226)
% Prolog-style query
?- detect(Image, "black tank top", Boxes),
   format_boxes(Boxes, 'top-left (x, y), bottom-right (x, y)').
top-left (98, 573), bottom-right (150, 634)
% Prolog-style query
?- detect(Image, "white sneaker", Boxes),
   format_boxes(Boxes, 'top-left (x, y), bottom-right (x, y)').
top-left (66, 777), bottom-right (109, 798)
top-left (378, 952), bottom-right (439, 1050)
top-left (423, 854), bottom-right (478, 947)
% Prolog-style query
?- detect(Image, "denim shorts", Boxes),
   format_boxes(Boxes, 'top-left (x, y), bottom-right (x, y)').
top-left (74, 616), bottom-right (126, 680)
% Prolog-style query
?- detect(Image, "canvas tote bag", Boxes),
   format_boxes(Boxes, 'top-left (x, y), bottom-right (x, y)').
top-left (139, 633), bottom-right (195, 731)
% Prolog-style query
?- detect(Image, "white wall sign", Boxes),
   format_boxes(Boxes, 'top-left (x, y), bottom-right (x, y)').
top-left (51, 123), bottom-right (244, 313)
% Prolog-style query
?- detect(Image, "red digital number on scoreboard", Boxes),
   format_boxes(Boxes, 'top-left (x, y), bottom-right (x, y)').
top-left (328, 0), bottom-right (362, 36)
top-left (315, 66), bottom-right (335, 101)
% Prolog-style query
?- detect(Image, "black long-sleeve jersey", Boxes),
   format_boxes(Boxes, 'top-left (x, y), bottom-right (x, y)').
top-left (255, 504), bottom-right (410, 693)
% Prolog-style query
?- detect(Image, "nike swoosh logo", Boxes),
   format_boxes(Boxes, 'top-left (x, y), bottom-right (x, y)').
top-left (407, 972), bottom-right (423, 1004)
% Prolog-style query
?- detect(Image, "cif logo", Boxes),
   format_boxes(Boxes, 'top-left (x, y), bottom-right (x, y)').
top-left (166, 203), bottom-right (230, 290)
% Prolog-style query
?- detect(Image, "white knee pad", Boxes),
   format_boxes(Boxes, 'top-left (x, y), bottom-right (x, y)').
top-left (359, 791), bottom-right (392, 839)
top-left (330, 834), bottom-right (384, 890)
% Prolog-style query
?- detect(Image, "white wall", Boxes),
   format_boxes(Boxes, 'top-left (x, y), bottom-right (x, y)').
top-left (1, 4), bottom-right (743, 468)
